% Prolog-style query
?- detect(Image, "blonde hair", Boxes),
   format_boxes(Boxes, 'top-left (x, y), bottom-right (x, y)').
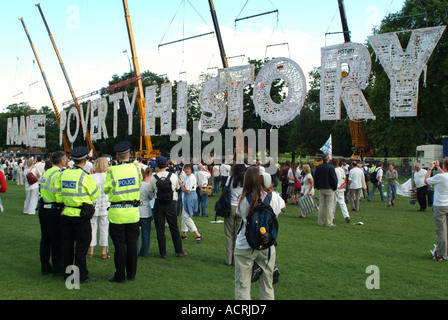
top-left (93, 158), bottom-right (109, 173)
top-left (26, 158), bottom-right (34, 167)
top-left (302, 164), bottom-right (311, 175)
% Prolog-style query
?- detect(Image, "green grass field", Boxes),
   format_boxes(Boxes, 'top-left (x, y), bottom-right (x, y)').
top-left (1, 179), bottom-right (447, 300)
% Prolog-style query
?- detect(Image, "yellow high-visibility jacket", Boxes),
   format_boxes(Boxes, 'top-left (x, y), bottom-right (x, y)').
top-left (40, 166), bottom-right (62, 203)
top-left (104, 162), bottom-right (142, 224)
top-left (55, 166), bottom-right (99, 217)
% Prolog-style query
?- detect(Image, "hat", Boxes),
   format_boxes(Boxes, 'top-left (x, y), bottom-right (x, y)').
top-left (113, 141), bottom-right (131, 155)
top-left (70, 146), bottom-right (89, 161)
top-left (262, 172), bottom-right (272, 189)
top-left (156, 156), bottom-right (167, 166)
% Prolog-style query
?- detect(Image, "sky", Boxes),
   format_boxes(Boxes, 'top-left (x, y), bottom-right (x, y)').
top-left (0, 0), bottom-right (406, 113)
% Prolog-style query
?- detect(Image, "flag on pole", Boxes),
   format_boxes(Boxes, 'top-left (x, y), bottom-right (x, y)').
top-left (320, 135), bottom-right (332, 158)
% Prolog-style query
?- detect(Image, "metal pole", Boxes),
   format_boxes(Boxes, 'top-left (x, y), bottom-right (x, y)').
top-left (208, 0), bottom-right (228, 68)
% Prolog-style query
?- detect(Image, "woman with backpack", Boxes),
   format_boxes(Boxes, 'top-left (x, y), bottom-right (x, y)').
top-left (224, 164), bottom-right (246, 266)
top-left (235, 166), bottom-right (277, 300)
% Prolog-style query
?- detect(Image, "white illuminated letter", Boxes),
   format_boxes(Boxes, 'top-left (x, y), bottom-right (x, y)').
top-left (320, 42), bottom-right (375, 121)
top-left (218, 65), bottom-right (254, 128)
top-left (67, 106), bottom-right (80, 144)
top-left (368, 26), bottom-right (445, 118)
top-left (198, 77), bottom-right (226, 133)
top-left (253, 57), bottom-right (306, 126)
top-left (145, 83), bottom-right (172, 136)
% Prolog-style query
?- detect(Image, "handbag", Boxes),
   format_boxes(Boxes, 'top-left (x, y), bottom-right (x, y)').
top-left (294, 176), bottom-right (302, 190)
top-left (26, 170), bottom-right (38, 185)
top-left (298, 195), bottom-right (317, 216)
top-left (199, 185), bottom-right (212, 196)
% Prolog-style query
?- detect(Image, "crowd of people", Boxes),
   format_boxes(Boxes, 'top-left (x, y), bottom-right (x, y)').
top-left (2, 150), bottom-right (448, 298)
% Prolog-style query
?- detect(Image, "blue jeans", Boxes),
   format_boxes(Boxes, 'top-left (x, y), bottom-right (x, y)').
top-left (368, 182), bottom-right (385, 201)
top-left (197, 194), bottom-right (209, 217)
top-left (137, 217), bottom-right (152, 257)
top-left (387, 183), bottom-right (397, 201)
top-left (213, 177), bottom-right (220, 193)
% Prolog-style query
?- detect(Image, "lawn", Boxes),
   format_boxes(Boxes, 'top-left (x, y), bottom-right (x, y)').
top-left (1, 179), bottom-right (447, 301)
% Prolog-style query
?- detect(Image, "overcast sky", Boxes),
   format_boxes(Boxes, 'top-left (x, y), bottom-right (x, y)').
top-left (0, 0), bottom-right (405, 112)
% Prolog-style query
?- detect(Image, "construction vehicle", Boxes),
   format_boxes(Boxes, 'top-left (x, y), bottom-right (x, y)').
top-left (36, 3), bottom-right (97, 157)
top-left (122, 0), bottom-right (160, 159)
top-left (18, 17), bottom-right (71, 156)
top-left (337, 0), bottom-right (374, 161)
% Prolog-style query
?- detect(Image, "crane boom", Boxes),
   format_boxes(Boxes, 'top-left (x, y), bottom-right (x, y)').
top-left (18, 17), bottom-right (71, 156)
top-left (122, 0), bottom-right (159, 158)
top-left (337, 0), bottom-right (374, 160)
top-left (35, 3), bottom-right (97, 156)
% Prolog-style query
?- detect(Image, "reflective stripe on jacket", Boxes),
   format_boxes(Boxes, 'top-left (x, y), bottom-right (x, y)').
top-left (40, 166), bottom-right (62, 203)
top-left (104, 162), bottom-right (142, 224)
top-left (56, 166), bottom-right (99, 217)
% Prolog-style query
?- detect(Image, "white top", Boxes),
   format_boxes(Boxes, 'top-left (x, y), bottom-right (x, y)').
top-left (212, 165), bottom-right (220, 177)
top-left (35, 161), bottom-right (45, 176)
top-left (348, 167), bottom-right (364, 189)
top-left (196, 170), bottom-right (211, 186)
top-left (236, 191), bottom-right (282, 250)
top-left (182, 174), bottom-right (197, 192)
top-left (92, 172), bottom-right (110, 216)
top-left (226, 177), bottom-right (243, 206)
top-left (414, 169), bottom-right (427, 188)
top-left (375, 167), bottom-right (384, 182)
top-left (287, 168), bottom-right (301, 184)
top-left (148, 170), bottom-right (180, 201)
top-left (426, 173), bottom-right (448, 206)
top-left (335, 167), bottom-right (346, 190)
top-left (83, 161), bottom-right (93, 174)
top-left (24, 167), bottom-right (40, 191)
top-left (139, 181), bottom-right (155, 218)
top-left (220, 164), bottom-right (231, 177)
top-left (301, 173), bottom-right (314, 196)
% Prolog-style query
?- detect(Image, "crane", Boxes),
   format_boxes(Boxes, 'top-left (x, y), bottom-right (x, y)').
top-left (18, 17), bottom-right (71, 156)
top-left (122, 0), bottom-right (160, 159)
top-left (35, 3), bottom-right (97, 157)
top-left (337, 0), bottom-right (374, 160)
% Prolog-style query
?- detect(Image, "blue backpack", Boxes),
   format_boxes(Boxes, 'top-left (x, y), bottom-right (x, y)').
top-left (240, 193), bottom-right (278, 251)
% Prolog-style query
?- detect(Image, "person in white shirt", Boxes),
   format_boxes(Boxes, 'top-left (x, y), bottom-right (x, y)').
top-left (425, 159), bottom-right (448, 260)
top-left (137, 166), bottom-right (155, 257)
top-left (89, 158), bottom-right (111, 259)
top-left (348, 161), bottom-right (364, 212)
top-left (148, 156), bottom-right (187, 258)
top-left (23, 158), bottom-right (41, 215)
top-left (212, 163), bottom-right (220, 193)
top-left (235, 166), bottom-right (277, 300)
top-left (179, 164), bottom-right (202, 243)
top-left (83, 159), bottom-right (93, 174)
top-left (412, 163), bottom-right (429, 212)
top-left (220, 160), bottom-right (231, 189)
top-left (34, 156), bottom-right (46, 176)
top-left (195, 163), bottom-right (211, 217)
top-left (367, 162), bottom-right (385, 202)
top-left (332, 158), bottom-right (350, 222)
top-left (224, 164), bottom-right (245, 266)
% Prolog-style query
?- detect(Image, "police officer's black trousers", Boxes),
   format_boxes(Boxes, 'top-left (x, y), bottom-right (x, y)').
top-left (60, 215), bottom-right (92, 281)
top-left (109, 222), bottom-right (139, 281)
top-left (38, 208), bottom-right (63, 275)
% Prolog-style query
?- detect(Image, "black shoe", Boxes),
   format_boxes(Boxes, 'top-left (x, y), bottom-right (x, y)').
top-left (108, 276), bottom-right (125, 283)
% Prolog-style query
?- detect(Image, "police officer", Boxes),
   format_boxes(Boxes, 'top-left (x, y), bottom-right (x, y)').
top-left (104, 141), bottom-right (142, 283)
top-left (38, 151), bottom-right (66, 276)
top-left (55, 146), bottom-right (99, 283)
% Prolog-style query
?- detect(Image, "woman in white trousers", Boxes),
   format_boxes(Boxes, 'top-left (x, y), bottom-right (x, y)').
top-left (23, 158), bottom-right (41, 215)
top-left (88, 158), bottom-right (110, 259)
